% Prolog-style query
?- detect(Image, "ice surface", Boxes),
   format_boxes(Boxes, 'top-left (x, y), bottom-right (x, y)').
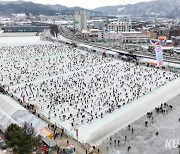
top-left (0, 36), bottom-right (180, 145)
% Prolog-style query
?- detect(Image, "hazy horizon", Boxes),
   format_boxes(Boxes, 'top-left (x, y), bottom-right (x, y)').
top-left (0, 0), bottom-right (152, 9)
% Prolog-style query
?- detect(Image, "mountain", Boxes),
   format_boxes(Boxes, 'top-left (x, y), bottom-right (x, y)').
top-left (47, 5), bottom-right (103, 16)
top-left (0, 2), bottom-right (57, 15)
top-left (0, 1), bottom-right (102, 16)
top-left (93, 0), bottom-right (180, 17)
top-left (47, 4), bottom-right (69, 11)
top-left (172, 6), bottom-right (180, 18)
top-left (93, 5), bottom-right (124, 15)
top-left (0, 0), bottom-right (179, 18)
top-left (60, 6), bottom-right (103, 16)
top-left (0, 0), bottom-right (24, 5)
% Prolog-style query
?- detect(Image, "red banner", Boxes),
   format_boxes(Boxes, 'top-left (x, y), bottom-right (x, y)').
top-left (76, 129), bottom-right (78, 137)
top-left (22, 96), bottom-right (25, 103)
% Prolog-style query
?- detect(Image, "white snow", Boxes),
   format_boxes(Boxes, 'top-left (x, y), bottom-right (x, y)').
top-left (0, 36), bottom-right (179, 146)
top-left (0, 36), bottom-right (51, 47)
top-left (75, 76), bottom-right (180, 145)
top-left (117, 7), bottom-right (125, 12)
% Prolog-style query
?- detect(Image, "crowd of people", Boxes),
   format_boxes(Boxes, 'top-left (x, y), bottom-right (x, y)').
top-left (0, 44), bottom-right (113, 85)
top-left (0, 43), bottom-right (179, 134)
top-left (100, 101), bottom-right (179, 154)
top-left (5, 44), bottom-right (178, 132)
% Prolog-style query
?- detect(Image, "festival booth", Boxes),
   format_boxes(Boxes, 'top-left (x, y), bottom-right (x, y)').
top-left (0, 96), bottom-right (28, 120)
top-left (41, 136), bottom-right (56, 148)
top-left (139, 58), bottom-right (157, 67)
top-left (40, 127), bottom-right (54, 139)
top-left (0, 94), bottom-right (48, 135)
top-left (139, 58), bottom-right (180, 69)
top-left (147, 61), bottom-right (157, 67)
top-left (139, 58), bottom-right (169, 67)
top-left (0, 110), bottom-right (18, 132)
top-left (16, 114), bottom-right (47, 134)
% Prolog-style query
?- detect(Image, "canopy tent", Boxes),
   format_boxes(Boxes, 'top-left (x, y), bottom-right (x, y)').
top-left (40, 127), bottom-right (54, 139)
top-left (0, 96), bottom-right (28, 119)
top-left (0, 94), bottom-right (47, 134)
top-left (16, 114), bottom-right (46, 133)
top-left (0, 109), bottom-right (18, 132)
top-left (42, 136), bottom-right (56, 147)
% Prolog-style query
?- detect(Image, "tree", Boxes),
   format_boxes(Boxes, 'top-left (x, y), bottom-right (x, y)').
top-left (4, 123), bottom-right (42, 154)
top-left (49, 25), bottom-right (60, 37)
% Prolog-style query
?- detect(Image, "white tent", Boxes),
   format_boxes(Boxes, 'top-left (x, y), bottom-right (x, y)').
top-left (0, 96), bottom-right (28, 119)
top-left (42, 136), bottom-right (56, 147)
top-left (0, 94), bottom-right (47, 134)
top-left (0, 109), bottom-right (18, 132)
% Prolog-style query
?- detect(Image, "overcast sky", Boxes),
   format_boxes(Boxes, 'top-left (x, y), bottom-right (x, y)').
top-left (2, 0), bottom-right (152, 9)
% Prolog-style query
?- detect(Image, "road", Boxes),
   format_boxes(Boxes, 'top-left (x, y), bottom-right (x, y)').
top-left (57, 27), bottom-right (180, 64)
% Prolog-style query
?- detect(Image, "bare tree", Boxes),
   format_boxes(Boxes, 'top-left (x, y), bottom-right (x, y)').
top-left (49, 25), bottom-right (59, 37)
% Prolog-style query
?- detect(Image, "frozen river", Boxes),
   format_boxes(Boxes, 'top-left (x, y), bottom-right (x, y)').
top-left (0, 36), bottom-right (180, 147)
top-left (98, 94), bottom-right (180, 154)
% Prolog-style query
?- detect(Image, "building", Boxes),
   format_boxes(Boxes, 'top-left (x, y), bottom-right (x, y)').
top-left (73, 10), bottom-right (87, 32)
top-left (2, 25), bottom-right (49, 32)
top-left (107, 21), bottom-right (133, 33)
top-left (131, 21), bottom-right (143, 31)
top-left (149, 31), bottom-right (158, 39)
top-left (98, 31), bottom-right (120, 41)
top-left (98, 31), bottom-right (150, 43)
top-left (89, 29), bottom-right (100, 38)
top-left (92, 20), bottom-right (106, 30)
top-left (120, 32), bottom-right (150, 43)
top-left (167, 28), bottom-right (180, 40)
top-left (172, 36), bottom-right (180, 47)
top-left (142, 29), bottom-right (157, 39)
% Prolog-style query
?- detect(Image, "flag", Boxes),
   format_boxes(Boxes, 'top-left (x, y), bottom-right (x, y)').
top-left (155, 46), bottom-right (163, 66)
